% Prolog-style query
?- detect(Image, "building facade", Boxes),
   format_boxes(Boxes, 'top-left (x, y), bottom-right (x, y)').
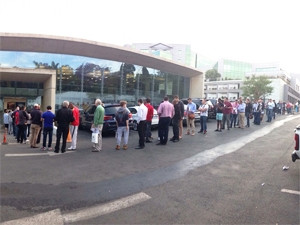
top-left (204, 80), bottom-right (243, 101)
top-left (0, 33), bottom-right (203, 112)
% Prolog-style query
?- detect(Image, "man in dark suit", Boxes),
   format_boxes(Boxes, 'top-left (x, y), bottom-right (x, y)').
top-left (54, 101), bottom-right (74, 153)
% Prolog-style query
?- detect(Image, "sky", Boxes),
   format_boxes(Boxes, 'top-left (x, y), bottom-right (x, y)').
top-left (1, 0), bottom-right (300, 73)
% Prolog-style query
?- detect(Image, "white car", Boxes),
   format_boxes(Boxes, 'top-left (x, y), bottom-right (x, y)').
top-left (128, 106), bottom-right (159, 131)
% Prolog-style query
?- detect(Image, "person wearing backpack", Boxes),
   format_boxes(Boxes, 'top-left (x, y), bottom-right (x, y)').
top-left (115, 101), bottom-right (130, 150)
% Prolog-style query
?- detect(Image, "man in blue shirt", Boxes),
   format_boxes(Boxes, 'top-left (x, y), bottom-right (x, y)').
top-left (41, 105), bottom-right (55, 150)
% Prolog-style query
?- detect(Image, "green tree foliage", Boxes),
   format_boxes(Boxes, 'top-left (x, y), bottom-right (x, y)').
top-left (205, 69), bottom-right (221, 81)
top-left (242, 76), bottom-right (273, 100)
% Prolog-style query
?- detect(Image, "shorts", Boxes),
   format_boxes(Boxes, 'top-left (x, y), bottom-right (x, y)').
top-left (216, 113), bottom-right (223, 121)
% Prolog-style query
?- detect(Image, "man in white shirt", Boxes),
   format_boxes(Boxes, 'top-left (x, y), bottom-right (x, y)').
top-left (198, 99), bottom-right (209, 134)
top-left (135, 98), bottom-right (148, 149)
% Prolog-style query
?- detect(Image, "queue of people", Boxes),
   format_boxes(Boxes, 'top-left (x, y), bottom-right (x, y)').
top-left (3, 96), bottom-right (298, 152)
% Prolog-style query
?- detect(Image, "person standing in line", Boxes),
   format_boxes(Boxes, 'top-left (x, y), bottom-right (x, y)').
top-left (8, 110), bottom-right (13, 135)
top-left (157, 96), bottom-right (174, 145)
top-left (17, 105), bottom-right (29, 144)
top-left (36, 104), bottom-right (43, 144)
top-left (11, 106), bottom-right (20, 138)
top-left (230, 99), bottom-right (239, 128)
top-left (54, 101), bottom-right (74, 153)
top-left (68, 102), bottom-right (80, 150)
top-left (41, 106), bottom-right (55, 151)
top-left (254, 99), bottom-right (263, 125)
top-left (273, 100), bottom-right (277, 119)
top-left (26, 110), bottom-right (31, 138)
top-left (144, 98), bottom-right (154, 143)
top-left (135, 99), bottom-right (148, 149)
top-left (178, 97), bottom-right (185, 139)
top-left (170, 97), bottom-right (181, 142)
top-left (3, 109), bottom-right (9, 133)
top-left (41, 105), bottom-right (55, 151)
top-left (237, 98), bottom-right (246, 128)
top-left (186, 98), bottom-right (196, 136)
top-left (215, 98), bottom-right (224, 132)
top-left (222, 97), bottom-right (232, 130)
top-left (245, 97), bottom-right (253, 127)
top-left (30, 104), bottom-right (42, 148)
top-left (198, 99), bottom-right (209, 134)
top-left (92, 99), bottom-right (104, 152)
top-left (266, 99), bottom-right (275, 122)
top-left (115, 100), bottom-right (129, 150)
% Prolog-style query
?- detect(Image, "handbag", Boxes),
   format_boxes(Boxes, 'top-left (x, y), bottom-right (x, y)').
top-left (91, 133), bottom-right (98, 143)
top-left (188, 113), bottom-right (195, 120)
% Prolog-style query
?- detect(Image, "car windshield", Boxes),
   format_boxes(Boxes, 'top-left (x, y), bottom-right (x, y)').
top-left (128, 108), bottom-right (137, 114)
top-left (105, 106), bottom-right (120, 115)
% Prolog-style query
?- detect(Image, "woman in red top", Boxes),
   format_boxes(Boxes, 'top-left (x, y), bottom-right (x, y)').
top-left (68, 102), bottom-right (80, 150)
top-left (145, 98), bottom-right (154, 142)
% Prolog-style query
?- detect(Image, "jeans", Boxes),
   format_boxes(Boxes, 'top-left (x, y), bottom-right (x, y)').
top-left (200, 116), bottom-right (207, 132)
top-left (43, 127), bottom-right (53, 147)
top-left (230, 114), bottom-right (238, 127)
top-left (116, 126), bottom-right (129, 145)
top-left (145, 120), bottom-right (152, 140)
top-left (254, 112), bottom-right (261, 125)
top-left (267, 109), bottom-right (272, 122)
top-left (159, 117), bottom-right (171, 144)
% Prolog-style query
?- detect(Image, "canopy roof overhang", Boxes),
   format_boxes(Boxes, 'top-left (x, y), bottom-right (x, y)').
top-left (0, 33), bottom-right (202, 78)
top-left (0, 67), bottom-right (55, 83)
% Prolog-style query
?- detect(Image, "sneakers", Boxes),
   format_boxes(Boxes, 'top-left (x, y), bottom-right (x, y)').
top-left (123, 145), bottom-right (128, 150)
top-left (41, 147), bottom-right (46, 151)
top-left (48, 147), bottom-right (53, 151)
top-left (115, 145), bottom-right (120, 150)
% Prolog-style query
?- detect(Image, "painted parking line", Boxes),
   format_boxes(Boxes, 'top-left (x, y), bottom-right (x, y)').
top-left (281, 189), bottom-right (300, 195)
top-left (5, 151), bottom-right (75, 157)
top-left (1, 192), bottom-right (151, 224)
top-left (1, 209), bottom-right (64, 225)
top-left (62, 192), bottom-right (151, 223)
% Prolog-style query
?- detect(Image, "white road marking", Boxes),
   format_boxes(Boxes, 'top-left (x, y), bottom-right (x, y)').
top-left (1, 209), bottom-right (63, 225)
top-left (62, 192), bottom-right (151, 223)
top-left (281, 189), bottom-right (300, 195)
top-left (5, 151), bottom-right (75, 157)
top-left (5, 153), bottom-right (48, 157)
top-left (1, 192), bottom-right (151, 224)
top-left (175, 115), bottom-right (300, 171)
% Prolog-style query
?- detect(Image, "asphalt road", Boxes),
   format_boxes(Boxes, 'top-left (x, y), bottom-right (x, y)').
top-left (1, 114), bottom-right (300, 224)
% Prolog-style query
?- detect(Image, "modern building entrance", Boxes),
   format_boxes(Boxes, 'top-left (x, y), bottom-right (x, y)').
top-left (0, 67), bottom-right (56, 112)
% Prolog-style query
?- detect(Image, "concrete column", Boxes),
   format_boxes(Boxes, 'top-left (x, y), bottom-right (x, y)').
top-left (189, 73), bottom-right (204, 98)
top-left (43, 72), bottom-right (56, 112)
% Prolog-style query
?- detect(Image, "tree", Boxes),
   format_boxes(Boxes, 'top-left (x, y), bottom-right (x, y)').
top-left (242, 75), bottom-right (273, 100)
top-left (205, 69), bottom-right (221, 81)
